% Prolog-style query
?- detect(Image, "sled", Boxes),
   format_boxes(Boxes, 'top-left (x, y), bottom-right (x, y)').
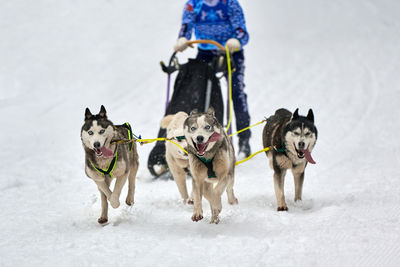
top-left (147, 40), bottom-right (232, 178)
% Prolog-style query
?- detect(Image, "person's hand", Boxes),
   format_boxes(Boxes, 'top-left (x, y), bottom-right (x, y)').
top-left (174, 37), bottom-right (189, 52)
top-left (226, 38), bottom-right (241, 52)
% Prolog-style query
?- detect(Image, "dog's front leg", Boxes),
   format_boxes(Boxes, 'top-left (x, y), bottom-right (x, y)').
top-left (273, 168), bottom-right (288, 211)
top-left (204, 184), bottom-right (222, 224)
top-left (95, 180), bottom-right (112, 200)
top-left (98, 178), bottom-right (111, 224)
top-left (110, 174), bottom-right (128, 209)
top-left (98, 191), bottom-right (109, 224)
top-left (191, 178), bottom-right (204, 222)
top-left (293, 168), bottom-right (305, 202)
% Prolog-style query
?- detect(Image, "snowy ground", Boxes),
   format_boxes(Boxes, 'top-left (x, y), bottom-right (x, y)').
top-left (1, 0), bottom-right (400, 266)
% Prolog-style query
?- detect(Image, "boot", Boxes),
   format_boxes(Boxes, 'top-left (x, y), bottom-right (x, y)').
top-left (238, 138), bottom-right (251, 159)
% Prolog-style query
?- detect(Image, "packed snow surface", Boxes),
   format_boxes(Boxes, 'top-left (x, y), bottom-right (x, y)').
top-left (1, 0), bottom-right (399, 266)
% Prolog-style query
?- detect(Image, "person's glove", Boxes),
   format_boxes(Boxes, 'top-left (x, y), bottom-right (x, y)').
top-left (226, 38), bottom-right (241, 52)
top-left (174, 37), bottom-right (189, 52)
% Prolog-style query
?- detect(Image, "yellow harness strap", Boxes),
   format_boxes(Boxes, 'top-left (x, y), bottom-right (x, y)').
top-left (235, 146), bottom-right (271, 166)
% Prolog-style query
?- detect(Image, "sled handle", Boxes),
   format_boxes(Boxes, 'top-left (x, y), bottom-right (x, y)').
top-left (187, 40), bottom-right (226, 51)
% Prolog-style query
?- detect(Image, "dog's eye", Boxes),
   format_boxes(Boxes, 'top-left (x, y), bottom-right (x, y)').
top-left (190, 127), bottom-right (196, 131)
top-left (293, 132), bottom-right (300, 136)
top-left (99, 129), bottom-right (105, 134)
top-left (305, 132), bottom-right (311, 137)
top-left (88, 131), bottom-right (94, 135)
top-left (205, 125), bottom-right (211, 130)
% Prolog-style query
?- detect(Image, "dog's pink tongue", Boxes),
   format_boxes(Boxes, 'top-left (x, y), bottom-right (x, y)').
top-left (302, 149), bottom-right (316, 164)
top-left (100, 146), bottom-right (114, 158)
top-left (197, 132), bottom-right (222, 155)
top-left (207, 132), bottom-right (222, 143)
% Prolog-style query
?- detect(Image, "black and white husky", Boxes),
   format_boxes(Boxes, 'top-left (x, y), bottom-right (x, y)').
top-left (263, 108), bottom-right (317, 211)
top-left (80, 106), bottom-right (139, 224)
top-left (184, 107), bottom-right (238, 224)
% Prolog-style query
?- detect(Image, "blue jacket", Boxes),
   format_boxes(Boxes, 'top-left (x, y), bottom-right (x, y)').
top-left (178, 0), bottom-right (249, 50)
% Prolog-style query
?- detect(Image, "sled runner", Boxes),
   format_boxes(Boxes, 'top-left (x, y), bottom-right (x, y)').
top-left (147, 40), bottom-right (232, 178)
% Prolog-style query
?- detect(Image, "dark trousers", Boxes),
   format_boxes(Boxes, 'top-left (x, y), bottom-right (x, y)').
top-left (196, 49), bottom-right (251, 139)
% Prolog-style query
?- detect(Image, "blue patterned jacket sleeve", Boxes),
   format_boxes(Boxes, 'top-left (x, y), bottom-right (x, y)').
top-left (227, 0), bottom-right (249, 46)
top-left (179, 0), bottom-right (196, 40)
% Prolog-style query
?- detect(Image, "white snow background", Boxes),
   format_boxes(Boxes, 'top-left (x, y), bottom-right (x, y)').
top-left (1, 0), bottom-right (399, 266)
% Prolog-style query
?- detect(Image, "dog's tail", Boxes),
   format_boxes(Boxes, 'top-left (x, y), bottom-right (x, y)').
top-left (160, 112), bottom-right (188, 129)
top-left (160, 115), bottom-right (175, 129)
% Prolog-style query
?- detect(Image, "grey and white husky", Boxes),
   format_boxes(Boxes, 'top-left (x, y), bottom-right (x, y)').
top-left (184, 107), bottom-right (238, 224)
top-left (263, 108), bottom-right (317, 211)
top-left (81, 105), bottom-right (139, 224)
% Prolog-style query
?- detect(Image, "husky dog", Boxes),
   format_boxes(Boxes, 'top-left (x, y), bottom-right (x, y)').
top-left (263, 108), bottom-right (317, 211)
top-left (160, 111), bottom-right (193, 204)
top-left (81, 106), bottom-right (139, 224)
top-left (184, 107), bottom-right (238, 224)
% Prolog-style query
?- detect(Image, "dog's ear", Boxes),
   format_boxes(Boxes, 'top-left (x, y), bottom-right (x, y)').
top-left (190, 109), bottom-right (199, 116)
top-left (99, 105), bottom-right (107, 119)
top-left (206, 106), bottom-right (215, 116)
top-left (85, 108), bottom-right (92, 121)
top-left (292, 108), bottom-right (299, 120)
top-left (307, 109), bottom-right (314, 123)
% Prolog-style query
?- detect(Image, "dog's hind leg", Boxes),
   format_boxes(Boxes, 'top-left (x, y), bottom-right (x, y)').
top-left (226, 174), bottom-right (238, 205)
top-left (273, 168), bottom-right (288, 211)
top-left (293, 169), bottom-right (305, 202)
top-left (188, 187), bottom-right (194, 205)
top-left (169, 160), bottom-right (189, 203)
top-left (126, 164), bottom-right (138, 206)
top-left (98, 178), bottom-right (111, 224)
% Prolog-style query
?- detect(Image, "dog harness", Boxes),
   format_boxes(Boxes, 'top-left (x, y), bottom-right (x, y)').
top-left (89, 122), bottom-right (134, 178)
top-left (89, 150), bottom-right (118, 178)
top-left (274, 142), bottom-right (286, 153)
top-left (117, 123), bottom-right (134, 151)
top-left (197, 156), bottom-right (217, 179)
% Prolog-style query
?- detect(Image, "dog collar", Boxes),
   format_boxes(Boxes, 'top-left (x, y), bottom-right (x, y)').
top-left (197, 156), bottom-right (216, 178)
top-left (175, 135), bottom-right (185, 141)
top-left (89, 150), bottom-right (118, 178)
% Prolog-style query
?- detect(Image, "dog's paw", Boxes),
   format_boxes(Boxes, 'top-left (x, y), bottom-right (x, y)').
top-left (191, 211), bottom-right (203, 222)
top-left (98, 217), bottom-right (108, 224)
top-left (228, 197), bottom-right (239, 205)
top-left (210, 215), bottom-right (220, 224)
top-left (187, 199), bottom-right (194, 205)
top-left (125, 195), bottom-right (134, 206)
top-left (109, 194), bottom-right (120, 209)
top-left (277, 206), bottom-right (288, 211)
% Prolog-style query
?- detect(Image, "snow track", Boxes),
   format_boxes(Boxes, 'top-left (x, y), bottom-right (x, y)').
top-left (1, 0), bottom-right (400, 266)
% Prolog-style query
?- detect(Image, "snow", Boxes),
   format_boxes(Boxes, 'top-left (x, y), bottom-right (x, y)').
top-left (1, 0), bottom-right (400, 266)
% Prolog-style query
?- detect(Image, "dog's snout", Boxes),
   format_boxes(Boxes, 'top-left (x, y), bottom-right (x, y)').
top-left (196, 136), bottom-right (204, 143)
top-left (94, 142), bottom-right (101, 149)
top-left (298, 141), bottom-right (305, 149)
